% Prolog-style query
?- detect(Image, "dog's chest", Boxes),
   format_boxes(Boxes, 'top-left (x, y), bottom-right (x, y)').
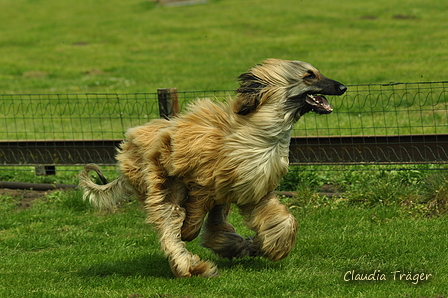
top-left (224, 134), bottom-right (290, 205)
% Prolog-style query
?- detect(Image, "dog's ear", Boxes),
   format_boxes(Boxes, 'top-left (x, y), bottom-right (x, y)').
top-left (235, 72), bottom-right (266, 115)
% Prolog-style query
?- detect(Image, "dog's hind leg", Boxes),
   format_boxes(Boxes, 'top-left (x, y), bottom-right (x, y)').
top-left (240, 192), bottom-right (298, 261)
top-left (181, 189), bottom-right (216, 242)
top-left (201, 203), bottom-right (256, 259)
top-left (180, 199), bottom-right (209, 242)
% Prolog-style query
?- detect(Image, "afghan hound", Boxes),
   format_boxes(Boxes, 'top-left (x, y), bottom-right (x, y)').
top-left (78, 59), bottom-right (347, 278)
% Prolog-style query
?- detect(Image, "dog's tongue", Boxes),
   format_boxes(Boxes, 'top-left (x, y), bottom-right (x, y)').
top-left (306, 94), bottom-right (333, 114)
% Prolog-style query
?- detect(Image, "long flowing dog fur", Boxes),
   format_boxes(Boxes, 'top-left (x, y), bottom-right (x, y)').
top-left (78, 59), bottom-right (346, 278)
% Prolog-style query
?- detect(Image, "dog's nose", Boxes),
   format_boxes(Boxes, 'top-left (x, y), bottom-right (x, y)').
top-left (339, 84), bottom-right (347, 93)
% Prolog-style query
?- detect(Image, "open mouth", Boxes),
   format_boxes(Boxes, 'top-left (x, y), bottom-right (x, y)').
top-left (306, 94), bottom-right (333, 115)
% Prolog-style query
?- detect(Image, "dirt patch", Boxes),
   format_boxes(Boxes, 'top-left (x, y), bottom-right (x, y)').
top-left (277, 184), bottom-right (344, 198)
top-left (320, 184), bottom-right (344, 198)
top-left (0, 188), bottom-right (52, 210)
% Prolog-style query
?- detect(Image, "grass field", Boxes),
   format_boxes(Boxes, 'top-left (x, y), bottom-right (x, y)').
top-left (1, 165), bottom-right (448, 297)
top-left (1, 0), bottom-right (448, 94)
top-left (0, 188), bottom-right (447, 298)
top-left (1, 0), bottom-right (448, 297)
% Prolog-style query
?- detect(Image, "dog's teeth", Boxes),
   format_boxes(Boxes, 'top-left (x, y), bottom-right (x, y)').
top-left (308, 94), bottom-right (317, 102)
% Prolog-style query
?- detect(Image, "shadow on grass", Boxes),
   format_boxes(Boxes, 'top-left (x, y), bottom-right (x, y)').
top-left (77, 254), bottom-right (173, 279)
top-left (77, 253), bottom-right (280, 279)
top-left (215, 256), bottom-right (281, 271)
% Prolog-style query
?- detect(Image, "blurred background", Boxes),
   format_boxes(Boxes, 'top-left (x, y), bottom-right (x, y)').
top-left (1, 0), bottom-right (447, 94)
top-left (0, 0), bottom-right (447, 178)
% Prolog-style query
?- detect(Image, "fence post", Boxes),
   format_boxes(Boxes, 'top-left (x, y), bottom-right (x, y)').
top-left (35, 165), bottom-right (56, 176)
top-left (157, 88), bottom-right (180, 119)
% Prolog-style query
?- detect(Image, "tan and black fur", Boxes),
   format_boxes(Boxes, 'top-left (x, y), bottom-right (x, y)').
top-left (79, 59), bottom-right (346, 278)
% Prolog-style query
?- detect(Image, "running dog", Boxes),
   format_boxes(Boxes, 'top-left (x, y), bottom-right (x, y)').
top-left (79, 59), bottom-right (347, 278)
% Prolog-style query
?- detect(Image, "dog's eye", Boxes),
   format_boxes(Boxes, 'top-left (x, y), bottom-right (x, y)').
top-left (304, 71), bottom-right (316, 80)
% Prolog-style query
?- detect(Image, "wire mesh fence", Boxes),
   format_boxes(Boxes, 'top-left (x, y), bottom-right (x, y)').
top-left (0, 82), bottom-right (447, 172)
top-left (289, 81), bottom-right (448, 165)
top-left (292, 81), bottom-right (448, 137)
top-left (0, 93), bottom-right (159, 140)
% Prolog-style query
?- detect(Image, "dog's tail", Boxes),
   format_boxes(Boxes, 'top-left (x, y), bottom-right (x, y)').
top-left (78, 164), bottom-right (132, 210)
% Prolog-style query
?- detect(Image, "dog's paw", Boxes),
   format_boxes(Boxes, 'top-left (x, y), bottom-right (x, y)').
top-left (253, 213), bottom-right (298, 262)
top-left (170, 254), bottom-right (219, 278)
top-left (189, 259), bottom-right (219, 278)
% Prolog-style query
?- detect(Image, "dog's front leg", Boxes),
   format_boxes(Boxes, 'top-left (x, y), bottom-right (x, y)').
top-left (148, 201), bottom-right (218, 278)
top-left (240, 192), bottom-right (298, 261)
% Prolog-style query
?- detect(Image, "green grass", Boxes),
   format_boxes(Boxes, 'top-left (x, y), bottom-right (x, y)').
top-left (0, 165), bottom-right (91, 185)
top-left (0, 167), bottom-right (447, 297)
top-left (1, 0), bottom-right (447, 140)
top-left (1, 0), bottom-right (448, 296)
top-left (1, 189), bottom-right (447, 298)
top-left (1, 0), bottom-right (448, 94)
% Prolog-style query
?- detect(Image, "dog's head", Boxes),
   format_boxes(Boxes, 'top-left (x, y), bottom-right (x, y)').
top-left (235, 59), bottom-right (347, 120)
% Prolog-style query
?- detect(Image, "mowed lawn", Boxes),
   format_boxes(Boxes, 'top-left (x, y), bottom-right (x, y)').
top-left (1, 0), bottom-right (448, 297)
top-left (0, 0), bottom-right (447, 94)
top-left (0, 190), bottom-right (447, 298)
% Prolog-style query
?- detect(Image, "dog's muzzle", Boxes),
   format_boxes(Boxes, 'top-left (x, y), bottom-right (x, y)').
top-left (307, 82), bottom-right (347, 115)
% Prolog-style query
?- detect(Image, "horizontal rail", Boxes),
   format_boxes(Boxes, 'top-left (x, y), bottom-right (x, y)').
top-left (0, 134), bottom-right (447, 166)
top-left (289, 134), bottom-right (448, 165)
top-left (0, 139), bottom-right (121, 165)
